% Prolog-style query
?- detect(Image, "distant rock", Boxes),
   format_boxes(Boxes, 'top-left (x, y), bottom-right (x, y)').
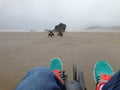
top-left (85, 26), bottom-right (120, 30)
top-left (53, 23), bottom-right (66, 32)
top-left (45, 29), bottom-right (51, 32)
top-left (30, 29), bottom-right (37, 32)
top-left (85, 26), bottom-right (101, 30)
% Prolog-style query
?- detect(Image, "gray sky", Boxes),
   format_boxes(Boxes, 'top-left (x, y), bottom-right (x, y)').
top-left (0, 0), bottom-right (120, 31)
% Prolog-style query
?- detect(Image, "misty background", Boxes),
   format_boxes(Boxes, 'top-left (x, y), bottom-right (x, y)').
top-left (0, 0), bottom-right (120, 31)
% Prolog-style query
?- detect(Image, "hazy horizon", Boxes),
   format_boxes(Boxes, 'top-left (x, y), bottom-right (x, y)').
top-left (0, 0), bottom-right (120, 31)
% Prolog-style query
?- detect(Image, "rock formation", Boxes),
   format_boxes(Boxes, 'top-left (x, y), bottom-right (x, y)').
top-left (54, 23), bottom-right (66, 32)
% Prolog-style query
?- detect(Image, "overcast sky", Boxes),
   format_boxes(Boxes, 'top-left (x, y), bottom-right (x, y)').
top-left (0, 0), bottom-right (120, 31)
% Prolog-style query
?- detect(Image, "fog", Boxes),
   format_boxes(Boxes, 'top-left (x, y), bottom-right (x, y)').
top-left (0, 0), bottom-right (120, 31)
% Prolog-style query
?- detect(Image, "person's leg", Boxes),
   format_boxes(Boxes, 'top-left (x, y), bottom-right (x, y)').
top-left (16, 57), bottom-right (65, 90)
top-left (93, 60), bottom-right (114, 90)
top-left (15, 67), bottom-right (64, 90)
top-left (102, 70), bottom-right (120, 90)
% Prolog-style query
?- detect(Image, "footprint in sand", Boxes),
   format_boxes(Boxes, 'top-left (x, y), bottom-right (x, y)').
top-left (89, 41), bottom-right (94, 44)
top-left (8, 57), bottom-right (13, 60)
top-left (38, 59), bottom-right (41, 61)
top-left (8, 50), bottom-right (11, 53)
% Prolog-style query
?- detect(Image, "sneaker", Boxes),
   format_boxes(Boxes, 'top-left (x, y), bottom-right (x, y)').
top-left (94, 60), bottom-right (114, 90)
top-left (50, 57), bottom-right (64, 84)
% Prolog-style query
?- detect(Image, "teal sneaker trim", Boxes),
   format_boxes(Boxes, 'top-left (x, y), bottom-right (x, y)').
top-left (93, 60), bottom-right (114, 85)
top-left (50, 57), bottom-right (63, 71)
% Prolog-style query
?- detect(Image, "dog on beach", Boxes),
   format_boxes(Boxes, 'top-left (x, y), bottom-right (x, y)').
top-left (48, 31), bottom-right (55, 37)
top-left (57, 31), bottom-right (63, 37)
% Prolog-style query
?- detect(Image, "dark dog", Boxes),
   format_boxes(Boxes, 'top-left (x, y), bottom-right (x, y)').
top-left (48, 31), bottom-right (55, 37)
top-left (57, 31), bottom-right (63, 37)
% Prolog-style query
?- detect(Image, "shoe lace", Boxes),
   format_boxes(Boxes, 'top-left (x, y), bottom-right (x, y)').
top-left (96, 74), bottom-right (112, 90)
top-left (100, 74), bottom-right (112, 83)
top-left (52, 70), bottom-right (65, 84)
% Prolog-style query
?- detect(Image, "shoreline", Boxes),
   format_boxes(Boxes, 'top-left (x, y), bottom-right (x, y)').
top-left (0, 29), bottom-right (120, 32)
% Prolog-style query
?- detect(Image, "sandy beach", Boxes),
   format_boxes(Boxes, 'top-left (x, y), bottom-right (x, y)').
top-left (0, 32), bottom-right (120, 90)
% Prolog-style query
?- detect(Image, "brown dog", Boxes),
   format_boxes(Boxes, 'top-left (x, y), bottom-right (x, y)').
top-left (57, 31), bottom-right (63, 37)
top-left (48, 31), bottom-right (55, 37)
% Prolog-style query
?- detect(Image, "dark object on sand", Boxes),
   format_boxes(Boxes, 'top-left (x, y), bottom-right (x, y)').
top-left (57, 31), bottom-right (63, 37)
top-left (48, 31), bottom-right (54, 37)
top-left (54, 23), bottom-right (66, 32)
top-left (63, 64), bottom-right (87, 90)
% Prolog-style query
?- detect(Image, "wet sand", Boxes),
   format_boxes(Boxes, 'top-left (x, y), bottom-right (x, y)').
top-left (0, 32), bottom-right (120, 90)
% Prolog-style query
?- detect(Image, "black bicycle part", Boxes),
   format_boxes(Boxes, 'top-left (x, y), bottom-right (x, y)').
top-left (78, 71), bottom-right (86, 90)
top-left (73, 64), bottom-right (77, 81)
